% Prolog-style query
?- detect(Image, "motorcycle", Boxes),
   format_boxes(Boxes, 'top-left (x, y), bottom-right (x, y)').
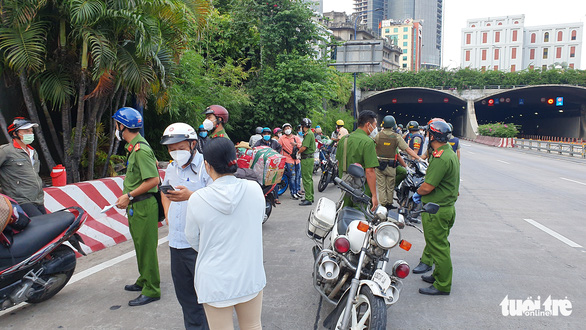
top-left (307, 164), bottom-right (439, 329)
top-left (0, 206), bottom-right (87, 310)
top-left (395, 158), bottom-right (428, 224)
top-left (235, 168), bottom-right (277, 224)
top-left (317, 146), bottom-right (338, 192)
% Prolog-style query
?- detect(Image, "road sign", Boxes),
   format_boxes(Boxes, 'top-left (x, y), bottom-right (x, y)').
top-left (330, 40), bottom-right (384, 73)
top-left (556, 97), bottom-right (563, 106)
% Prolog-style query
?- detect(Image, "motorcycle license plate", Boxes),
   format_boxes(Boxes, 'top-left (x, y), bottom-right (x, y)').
top-left (372, 269), bottom-right (392, 292)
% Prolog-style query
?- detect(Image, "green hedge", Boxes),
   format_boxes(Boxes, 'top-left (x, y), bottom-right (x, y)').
top-left (477, 123), bottom-right (519, 138)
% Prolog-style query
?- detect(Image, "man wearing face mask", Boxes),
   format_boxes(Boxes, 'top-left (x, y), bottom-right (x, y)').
top-left (112, 107), bottom-right (161, 307)
top-left (197, 124), bottom-right (208, 154)
top-left (202, 105), bottom-right (230, 141)
top-left (0, 117), bottom-right (46, 216)
top-left (298, 118), bottom-right (315, 206)
top-left (278, 123), bottom-right (302, 199)
top-left (253, 127), bottom-right (282, 153)
top-left (335, 110), bottom-right (380, 210)
top-left (160, 123), bottom-right (211, 329)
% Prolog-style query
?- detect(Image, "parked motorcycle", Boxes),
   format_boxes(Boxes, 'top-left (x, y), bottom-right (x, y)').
top-left (307, 164), bottom-right (438, 329)
top-left (317, 147), bottom-right (338, 192)
top-left (235, 168), bottom-right (277, 224)
top-left (395, 158), bottom-right (428, 223)
top-left (0, 207), bottom-right (87, 310)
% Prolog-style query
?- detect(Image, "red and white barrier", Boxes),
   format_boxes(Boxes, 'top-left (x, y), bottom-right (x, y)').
top-left (474, 136), bottom-right (514, 148)
top-left (498, 138), bottom-right (514, 148)
top-left (43, 172), bottom-right (164, 255)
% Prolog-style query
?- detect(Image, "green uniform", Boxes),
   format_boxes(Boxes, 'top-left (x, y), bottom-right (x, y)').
top-left (300, 130), bottom-right (316, 202)
top-left (124, 135), bottom-right (161, 298)
top-left (210, 128), bottom-right (229, 141)
top-left (335, 129), bottom-right (379, 207)
top-left (373, 130), bottom-right (409, 206)
top-left (395, 166), bottom-right (407, 188)
top-left (419, 144), bottom-right (460, 293)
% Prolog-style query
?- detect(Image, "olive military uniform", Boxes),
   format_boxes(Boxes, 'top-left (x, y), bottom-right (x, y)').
top-left (300, 130), bottom-right (316, 202)
top-left (335, 129), bottom-right (379, 207)
top-left (124, 135), bottom-right (161, 298)
top-left (210, 128), bottom-right (229, 141)
top-left (420, 144), bottom-right (459, 293)
top-left (374, 130), bottom-right (409, 206)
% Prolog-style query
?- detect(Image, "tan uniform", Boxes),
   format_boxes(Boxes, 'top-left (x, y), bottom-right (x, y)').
top-left (373, 130), bottom-right (408, 206)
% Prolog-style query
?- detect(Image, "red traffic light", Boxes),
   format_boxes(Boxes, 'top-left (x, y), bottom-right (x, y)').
top-left (443, 98), bottom-right (449, 103)
top-left (547, 98), bottom-right (554, 105)
top-left (488, 99), bottom-right (494, 106)
top-left (417, 98), bottom-right (423, 103)
top-left (392, 98), bottom-right (397, 103)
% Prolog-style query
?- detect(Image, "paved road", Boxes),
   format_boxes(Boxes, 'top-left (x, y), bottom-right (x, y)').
top-left (2, 143), bottom-right (585, 329)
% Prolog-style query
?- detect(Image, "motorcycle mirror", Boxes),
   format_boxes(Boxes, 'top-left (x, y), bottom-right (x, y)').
top-left (423, 203), bottom-right (440, 214)
top-left (347, 164), bottom-right (365, 178)
top-left (374, 205), bottom-right (387, 220)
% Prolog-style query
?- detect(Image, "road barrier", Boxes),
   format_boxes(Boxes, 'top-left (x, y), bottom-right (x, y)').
top-left (514, 139), bottom-right (586, 158)
top-left (473, 135), bottom-right (514, 148)
top-left (43, 172), bottom-right (165, 255)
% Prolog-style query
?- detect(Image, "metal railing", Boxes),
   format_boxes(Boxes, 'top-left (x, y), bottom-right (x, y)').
top-left (514, 138), bottom-right (586, 158)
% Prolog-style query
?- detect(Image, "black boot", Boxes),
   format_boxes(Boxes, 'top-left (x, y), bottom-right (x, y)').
top-left (412, 261), bottom-right (432, 274)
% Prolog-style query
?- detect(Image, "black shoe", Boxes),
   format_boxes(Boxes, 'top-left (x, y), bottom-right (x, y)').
top-left (419, 285), bottom-right (449, 296)
top-left (412, 261), bottom-right (432, 274)
top-left (299, 200), bottom-right (313, 206)
top-left (387, 204), bottom-right (398, 209)
top-left (129, 294), bottom-right (160, 306)
top-left (421, 275), bottom-right (435, 284)
top-left (124, 284), bottom-right (142, 292)
top-left (291, 194), bottom-right (299, 200)
top-left (408, 218), bottom-right (421, 224)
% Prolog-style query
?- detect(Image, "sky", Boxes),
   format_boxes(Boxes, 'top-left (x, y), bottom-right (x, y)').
top-left (323, 0), bottom-right (586, 69)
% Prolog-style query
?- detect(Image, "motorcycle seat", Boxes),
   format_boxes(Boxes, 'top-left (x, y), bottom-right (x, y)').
top-left (0, 211), bottom-right (75, 270)
top-left (337, 207), bottom-right (366, 235)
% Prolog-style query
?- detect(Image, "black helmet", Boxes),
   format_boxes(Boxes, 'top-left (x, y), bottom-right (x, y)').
top-left (301, 118), bottom-right (312, 128)
top-left (382, 115), bottom-right (397, 129)
top-left (428, 121), bottom-right (451, 143)
top-left (407, 121), bottom-right (419, 131)
top-left (255, 126), bottom-right (263, 134)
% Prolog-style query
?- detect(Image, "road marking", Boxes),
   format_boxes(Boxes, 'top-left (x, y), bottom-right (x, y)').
top-left (560, 177), bottom-right (586, 186)
top-left (524, 219), bottom-right (582, 248)
top-left (462, 143), bottom-right (472, 147)
top-left (467, 151), bottom-right (476, 154)
top-left (497, 160), bottom-right (510, 164)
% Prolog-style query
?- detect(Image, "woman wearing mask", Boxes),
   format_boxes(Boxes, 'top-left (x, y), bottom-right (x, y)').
top-left (253, 127), bottom-right (282, 153)
top-left (160, 123), bottom-right (211, 329)
top-left (196, 124), bottom-right (208, 154)
top-left (278, 123), bottom-right (302, 199)
top-left (185, 137), bottom-right (266, 330)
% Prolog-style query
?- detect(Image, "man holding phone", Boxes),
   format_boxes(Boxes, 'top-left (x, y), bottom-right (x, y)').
top-left (160, 123), bottom-right (211, 329)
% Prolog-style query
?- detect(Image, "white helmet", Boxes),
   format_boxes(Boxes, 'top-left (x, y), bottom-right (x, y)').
top-left (160, 123), bottom-right (197, 145)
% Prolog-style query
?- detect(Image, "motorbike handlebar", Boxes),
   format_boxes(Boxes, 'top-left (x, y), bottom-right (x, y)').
top-left (333, 177), bottom-right (371, 204)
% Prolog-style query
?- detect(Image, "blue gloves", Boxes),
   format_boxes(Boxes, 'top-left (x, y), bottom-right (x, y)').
top-left (412, 192), bottom-right (421, 204)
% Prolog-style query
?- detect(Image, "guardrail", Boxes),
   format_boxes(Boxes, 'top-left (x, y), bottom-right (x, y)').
top-left (514, 138), bottom-right (586, 158)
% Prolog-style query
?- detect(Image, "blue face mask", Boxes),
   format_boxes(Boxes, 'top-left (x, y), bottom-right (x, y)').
top-left (263, 135), bottom-right (271, 141)
top-left (199, 132), bottom-right (207, 138)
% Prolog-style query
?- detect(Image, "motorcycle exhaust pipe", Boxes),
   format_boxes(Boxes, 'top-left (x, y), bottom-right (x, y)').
top-left (318, 256), bottom-right (340, 281)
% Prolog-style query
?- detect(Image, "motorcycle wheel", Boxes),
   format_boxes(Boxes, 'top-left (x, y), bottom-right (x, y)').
top-left (27, 246), bottom-right (76, 304)
top-left (263, 199), bottom-right (272, 224)
top-left (332, 286), bottom-right (387, 330)
top-left (276, 175), bottom-right (288, 196)
top-left (317, 171), bottom-right (329, 192)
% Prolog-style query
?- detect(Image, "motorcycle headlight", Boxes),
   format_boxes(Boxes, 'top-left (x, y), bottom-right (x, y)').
top-left (373, 223), bottom-right (401, 249)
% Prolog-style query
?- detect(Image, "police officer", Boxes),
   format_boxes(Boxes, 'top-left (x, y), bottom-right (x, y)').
top-left (0, 118), bottom-right (46, 216)
top-left (160, 123), bottom-right (211, 329)
top-left (335, 110), bottom-right (380, 209)
top-left (298, 118), bottom-right (315, 206)
top-left (113, 107), bottom-right (161, 306)
top-left (412, 120), bottom-right (460, 296)
top-left (374, 115), bottom-right (422, 210)
top-left (202, 105), bottom-right (230, 140)
top-left (405, 121), bottom-right (424, 156)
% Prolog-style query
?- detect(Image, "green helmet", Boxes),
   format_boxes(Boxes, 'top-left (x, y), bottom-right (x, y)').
top-left (382, 115), bottom-right (397, 129)
top-left (407, 120), bottom-right (419, 131)
top-left (398, 124), bottom-right (404, 129)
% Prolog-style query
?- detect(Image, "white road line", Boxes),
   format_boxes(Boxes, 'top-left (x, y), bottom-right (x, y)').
top-left (467, 151), bottom-right (476, 154)
top-left (560, 177), bottom-right (586, 186)
top-left (497, 160), bottom-right (510, 164)
top-left (524, 219), bottom-right (582, 248)
top-left (462, 143), bottom-right (472, 147)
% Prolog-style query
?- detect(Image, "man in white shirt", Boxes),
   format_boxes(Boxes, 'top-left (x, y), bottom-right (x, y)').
top-left (160, 123), bottom-right (211, 330)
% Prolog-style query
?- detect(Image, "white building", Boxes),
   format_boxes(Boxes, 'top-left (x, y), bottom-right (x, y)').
top-left (461, 15), bottom-right (583, 71)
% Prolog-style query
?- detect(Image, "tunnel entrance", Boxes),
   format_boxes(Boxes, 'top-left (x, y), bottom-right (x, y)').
top-left (359, 88), bottom-right (468, 136)
top-left (475, 85), bottom-right (586, 139)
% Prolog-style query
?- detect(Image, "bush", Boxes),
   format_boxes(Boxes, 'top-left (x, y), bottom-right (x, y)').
top-left (477, 123), bottom-right (520, 138)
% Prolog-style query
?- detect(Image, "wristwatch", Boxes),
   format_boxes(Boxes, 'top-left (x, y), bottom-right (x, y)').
top-left (127, 193), bottom-right (134, 201)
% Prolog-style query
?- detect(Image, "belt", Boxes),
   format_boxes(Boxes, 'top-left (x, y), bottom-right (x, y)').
top-left (300, 154), bottom-right (312, 159)
top-left (130, 193), bottom-right (155, 203)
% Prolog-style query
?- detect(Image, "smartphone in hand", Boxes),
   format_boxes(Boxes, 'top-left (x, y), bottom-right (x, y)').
top-left (160, 185), bottom-right (175, 194)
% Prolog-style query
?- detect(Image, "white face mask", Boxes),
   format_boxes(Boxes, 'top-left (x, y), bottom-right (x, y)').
top-left (203, 119), bottom-right (214, 131)
top-left (21, 134), bottom-right (35, 145)
top-left (115, 130), bottom-right (122, 141)
top-left (369, 124), bottom-right (378, 139)
top-left (284, 129), bottom-right (292, 135)
top-left (170, 150), bottom-right (192, 166)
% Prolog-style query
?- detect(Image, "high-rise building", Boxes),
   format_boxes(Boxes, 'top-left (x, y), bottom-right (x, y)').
top-left (461, 15), bottom-right (583, 71)
top-left (381, 19), bottom-right (423, 71)
top-left (303, 0), bottom-right (323, 15)
top-left (353, 0), bottom-right (386, 36)
top-left (385, 0), bottom-right (443, 68)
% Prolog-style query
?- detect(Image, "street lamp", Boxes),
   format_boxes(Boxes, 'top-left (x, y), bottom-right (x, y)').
top-left (352, 8), bottom-right (383, 130)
